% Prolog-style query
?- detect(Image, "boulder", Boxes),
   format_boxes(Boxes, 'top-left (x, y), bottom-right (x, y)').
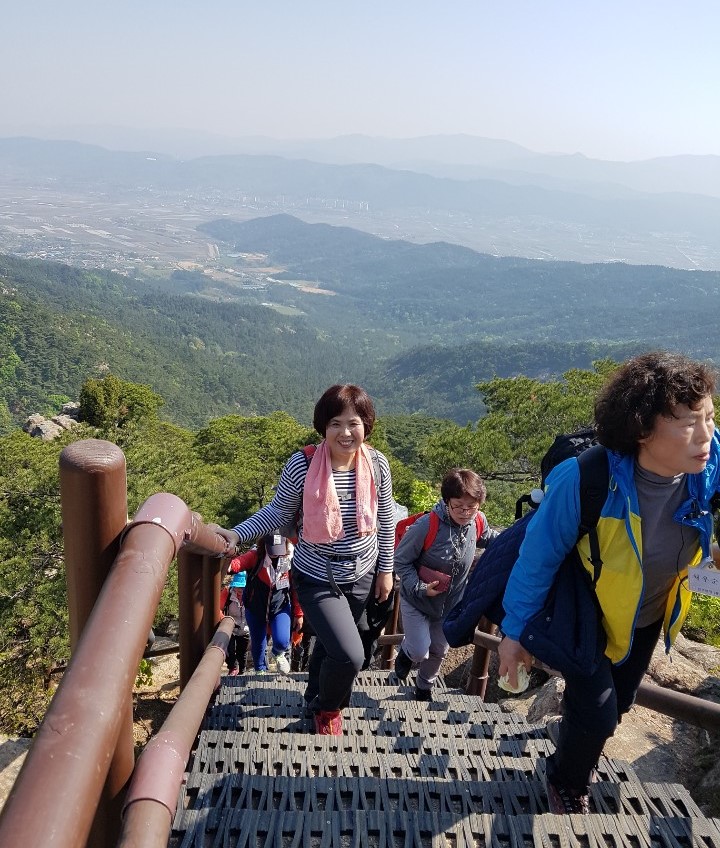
top-left (23, 416), bottom-right (65, 441)
top-left (61, 402), bottom-right (80, 419)
top-left (648, 639), bottom-right (710, 691)
top-left (51, 414), bottom-right (78, 431)
top-left (32, 420), bottom-right (64, 441)
top-left (22, 413), bottom-right (46, 434)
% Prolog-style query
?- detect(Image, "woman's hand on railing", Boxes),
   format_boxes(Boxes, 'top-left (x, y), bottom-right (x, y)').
top-left (206, 524), bottom-right (240, 555)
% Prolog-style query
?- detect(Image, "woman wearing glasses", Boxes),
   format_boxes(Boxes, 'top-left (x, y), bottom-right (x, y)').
top-left (392, 468), bottom-right (497, 699)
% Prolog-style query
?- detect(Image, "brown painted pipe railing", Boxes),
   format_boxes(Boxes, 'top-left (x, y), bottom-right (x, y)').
top-left (0, 439), bottom-right (235, 848)
top-left (470, 629), bottom-right (720, 731)
top-left (117, 616), bottom-right (234, 848)
top-left (376, 627), bottom-right (720, 730)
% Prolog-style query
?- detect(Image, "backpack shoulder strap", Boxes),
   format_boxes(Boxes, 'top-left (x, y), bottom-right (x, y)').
top-left (474, 513), bottom-right (484, 538)
top-left (577, 444), bottom-right (609, 584)
top-left (422, 510), bottom-right (483, 552)
top-left (367, 446), bottom-right (382, 489)
top-left (301, 444), bottom-right (317, 466)
top-left (423, 511), bottom-right (440, 551)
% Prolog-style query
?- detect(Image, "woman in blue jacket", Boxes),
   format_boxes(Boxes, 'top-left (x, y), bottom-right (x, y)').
top-left (499, 351), bottom-right (720, 815)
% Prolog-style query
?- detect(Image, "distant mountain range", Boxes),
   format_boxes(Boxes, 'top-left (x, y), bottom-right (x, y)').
top-left (5, 128), bottom-right (720, 198)
top-left (1, 136), bottom-right (720, 270)
top-left (197, 213), bottom-right (720, 419)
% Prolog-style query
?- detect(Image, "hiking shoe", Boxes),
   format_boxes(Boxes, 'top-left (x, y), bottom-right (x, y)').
top-left (414, 686), bottom-right (432, 701)
top-left (275, 653), bottom-right (291, 675)
top-left (546, 716), bottom-right (561, 746)
top-left (394, 647), bottom-right (412, 681)
top-left (542, 767), bottom-right (589, 815)
top-left (314, 709), bottom-right (343, 736)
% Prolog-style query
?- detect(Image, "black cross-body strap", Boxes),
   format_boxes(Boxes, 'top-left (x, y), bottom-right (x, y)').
top-left (577, 444), bottom-right (610, 586)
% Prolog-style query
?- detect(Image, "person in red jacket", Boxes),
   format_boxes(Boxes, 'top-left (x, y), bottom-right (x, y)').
top-left (228, 533), bottom-right (303, 673)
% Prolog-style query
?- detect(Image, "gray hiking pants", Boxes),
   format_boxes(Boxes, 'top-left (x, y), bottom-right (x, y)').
top-left (399, 598), bottom-right (449, 691)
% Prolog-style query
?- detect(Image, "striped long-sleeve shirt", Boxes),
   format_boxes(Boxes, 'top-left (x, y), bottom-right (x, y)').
top-left (232, 447), bottom-right (395, 583)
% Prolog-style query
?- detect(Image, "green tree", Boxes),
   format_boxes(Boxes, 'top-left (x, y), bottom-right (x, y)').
top-left (195, 412), bottom-right (316, 523)
top-left (0, 428), bottom-right (75, 733)
top-left (79, 374), bottom-right (164, 430)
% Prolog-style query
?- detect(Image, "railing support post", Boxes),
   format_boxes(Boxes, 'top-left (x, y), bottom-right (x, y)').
top-left (380, 583), bottom-right (402, 669)
top-left (178, 549), bottom-right (206, 690)
top-left (61, 439), bottom-right (131, 848)
top-left (465, 617), bottom-right (496, 699)
top-left (202, 554), bottom-right (224, 646)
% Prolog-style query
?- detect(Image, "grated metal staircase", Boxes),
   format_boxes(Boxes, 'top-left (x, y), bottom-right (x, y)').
top-left (170, 671), bottom-right (720, 847)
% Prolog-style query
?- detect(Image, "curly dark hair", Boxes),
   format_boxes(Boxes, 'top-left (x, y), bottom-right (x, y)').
top-left (313, 384), bottom-right (376, 438)
top-left (594, 351), bottom-right (716, 455)
top-left (440, 468), bottom-right (487, 504)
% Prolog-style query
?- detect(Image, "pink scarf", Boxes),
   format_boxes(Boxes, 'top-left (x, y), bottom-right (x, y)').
top-left (302, 441), bottom-right (378, 544)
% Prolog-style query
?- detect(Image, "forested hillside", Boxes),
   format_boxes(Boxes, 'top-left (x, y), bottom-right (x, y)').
top-left (4, 212), bottom-right (720, 431)
top-left (199, 215), bottom-right (720, 357)
top-left (0, 255), bottom-right (367, 430)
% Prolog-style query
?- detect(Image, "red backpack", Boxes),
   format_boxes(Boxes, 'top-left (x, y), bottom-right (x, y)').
top-left (394, 510), bottom-right (484, 551)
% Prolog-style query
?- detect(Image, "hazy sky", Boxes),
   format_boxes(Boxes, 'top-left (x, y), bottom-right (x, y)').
top-left (2, 1), bottom-right (719, 162)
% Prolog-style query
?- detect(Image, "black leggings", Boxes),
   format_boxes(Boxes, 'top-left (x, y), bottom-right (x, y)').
top-left (293, 568), bottom-right (374, 711)
top-left (548, 617), bottom-right (663, 793)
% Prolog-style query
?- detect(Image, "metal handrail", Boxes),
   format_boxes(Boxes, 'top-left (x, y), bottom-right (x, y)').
top-left (378, 627), bottom-right (720, 731)
top-left (118, 616), bottom-right (234, 848)
top-left (0, 439), bottom-right (234, 848)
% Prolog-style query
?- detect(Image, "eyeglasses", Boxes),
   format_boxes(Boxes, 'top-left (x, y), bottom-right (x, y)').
top-left (448, 502), bottom-right (479, 515)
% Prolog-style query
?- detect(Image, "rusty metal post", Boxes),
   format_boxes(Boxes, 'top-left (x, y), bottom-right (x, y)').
top-left (59, 439), bottom-right (132, 848)
top-left (380, 581), bottom-right (402, 669)
top-left (465, 617), bottom-right (496, 698)
top-left (178, 548), bottom-right (206, 690)
top-left (202, 553), bottom-right (223, 646)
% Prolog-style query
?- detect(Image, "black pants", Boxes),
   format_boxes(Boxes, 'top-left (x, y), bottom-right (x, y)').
top-left (357, 575), bottom-right (396, 669)
top-left (293, 568), bottom-right (374, 711)
top-left (548, 617), bottom-right (663, 793)
top-left (227, 631), bottom-right (250, 672)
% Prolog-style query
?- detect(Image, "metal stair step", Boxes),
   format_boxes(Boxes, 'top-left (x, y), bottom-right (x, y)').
top-left (178, 772), bottom-right (703, 818)
top-left (193, 727), bottom-right (556, 760)
top-left (169, 808), bottom-right (720, 847)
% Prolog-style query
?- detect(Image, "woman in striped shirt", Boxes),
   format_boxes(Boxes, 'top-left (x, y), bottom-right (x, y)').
top-left (217, 384), bottom-right (395, 735)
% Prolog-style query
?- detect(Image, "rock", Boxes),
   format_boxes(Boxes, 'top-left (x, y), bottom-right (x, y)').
top-left (21, 407), bottom-right (80, 440)
top-left (51, 414), bottom-right (78, 431)
top-left (673, 633), bottom-right (720, 674)
top-left (0, 735), bottom-right (31, 814)
top-left (22, 413), bottom-right (46, 433)
top-left (648, 639), bottom-right (709, 691)
top-left (526, 675), bottom-right (564, 722)
top-left (30, 420), bottom-right (64, 441)
top-left (696, 757), bottom-right (720, 815)
top-left (61, 402), bottom-right (80, 419)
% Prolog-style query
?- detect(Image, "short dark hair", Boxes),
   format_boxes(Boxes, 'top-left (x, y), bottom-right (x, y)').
top-left (441, 468), bottom-right (487, 504)
top-left (313, 384), bottom-right (376, 438)
top-left (594, 351), bottom-right (717, 455)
